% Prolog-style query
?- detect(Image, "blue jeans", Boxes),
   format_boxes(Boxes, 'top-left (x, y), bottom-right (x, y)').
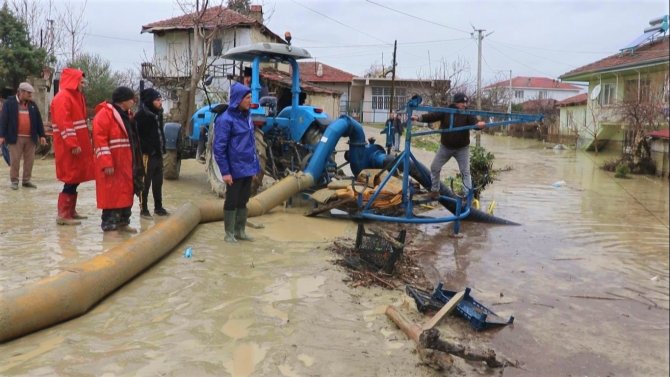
top-left (429, 144), bottom-right (471, 192)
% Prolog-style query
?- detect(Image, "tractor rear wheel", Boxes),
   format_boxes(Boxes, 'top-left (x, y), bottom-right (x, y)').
top-left (163, 150), bottom-right (181, 180)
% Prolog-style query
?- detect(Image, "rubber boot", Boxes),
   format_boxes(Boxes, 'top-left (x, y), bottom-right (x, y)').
top-left (71, 193), bottom-right (88, 219)
top-left (56, 193), bottom-right (81, 226)
top-left (224, 209), bottom-right (238, 243)
top-left (234, 208), bottom-right (253, 241)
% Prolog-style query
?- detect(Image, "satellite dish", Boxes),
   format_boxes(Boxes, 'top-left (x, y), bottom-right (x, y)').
top-left (590, 84), bottom-right (601, 100)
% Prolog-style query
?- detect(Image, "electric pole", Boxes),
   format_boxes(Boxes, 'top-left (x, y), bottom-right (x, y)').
top-left (389, 40), bottom-right (397, 117)
top-left (472, 27), bottom-right (493, 146)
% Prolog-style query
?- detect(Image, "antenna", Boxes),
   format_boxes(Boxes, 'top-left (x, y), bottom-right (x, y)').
top-left (590, 84), bottom-right (601, 100)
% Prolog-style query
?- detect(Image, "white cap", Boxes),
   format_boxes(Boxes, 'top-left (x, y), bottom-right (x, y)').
top-left (18, 82), bottom-right (34, 93)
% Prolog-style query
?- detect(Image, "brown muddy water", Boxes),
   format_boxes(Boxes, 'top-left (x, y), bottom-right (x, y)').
top-left (1, 132), bottom-right (668, 377)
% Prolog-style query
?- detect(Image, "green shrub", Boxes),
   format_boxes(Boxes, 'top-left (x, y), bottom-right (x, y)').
top-left (614, 163), bottom-right (630, 178)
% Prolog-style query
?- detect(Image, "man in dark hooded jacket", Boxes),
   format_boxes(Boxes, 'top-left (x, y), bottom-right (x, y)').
top-left (135, 88), bottom-right (169, 219)
top-left (213, 82), bottom-right (260, 243)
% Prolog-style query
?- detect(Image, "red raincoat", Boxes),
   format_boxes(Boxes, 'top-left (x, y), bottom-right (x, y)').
top-left (92, 102), bottom-right (134, 209)
top-left (50, 68), bottom-right (95, 184)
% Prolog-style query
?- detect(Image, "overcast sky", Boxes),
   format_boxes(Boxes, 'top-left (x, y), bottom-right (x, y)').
top-left (67, 0), bottom-right (669, 86)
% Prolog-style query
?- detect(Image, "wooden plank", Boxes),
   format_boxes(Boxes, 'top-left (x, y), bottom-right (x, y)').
top-left (422, 290), bottom-right (465, 330)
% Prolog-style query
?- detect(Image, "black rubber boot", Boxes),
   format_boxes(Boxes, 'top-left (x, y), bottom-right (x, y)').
top-left (234, 208), bottom-right (253, 241)
top-left (224, 209), bottom-right (237, 243)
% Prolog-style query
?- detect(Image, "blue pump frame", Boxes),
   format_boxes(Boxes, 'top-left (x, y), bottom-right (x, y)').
top-left (357, 96), bottom-right (543, 233)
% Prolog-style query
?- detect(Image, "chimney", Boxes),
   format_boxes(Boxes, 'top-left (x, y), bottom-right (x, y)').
top-left (249, 5), bottom-right (263, 24)
top-left (317, 63), bottom-right (323, 77)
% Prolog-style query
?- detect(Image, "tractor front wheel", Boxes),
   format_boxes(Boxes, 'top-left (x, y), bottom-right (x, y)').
top-left (163, 150), bottom-right (181, 180)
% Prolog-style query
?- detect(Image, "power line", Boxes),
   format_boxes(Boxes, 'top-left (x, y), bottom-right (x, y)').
top-left (297, 37), bottom-right (469, 49)
top-left (84, 32), bottom-right (152, 44)
top-left (290, 0), bottom-right (391, 46)
top-left (365, 0), bottom-right (471, 35)
top-left (489, 39), bottom-right (613, 55)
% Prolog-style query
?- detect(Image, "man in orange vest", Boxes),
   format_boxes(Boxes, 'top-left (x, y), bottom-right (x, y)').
top-left (92, 86), bottom-right (144, 232)
top-left (50, 68), bottom-right (95, 225)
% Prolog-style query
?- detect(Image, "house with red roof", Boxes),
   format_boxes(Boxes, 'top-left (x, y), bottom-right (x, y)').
top-left (296, 62), bottom-right (355, 115)
top-left (139, 5), bottom-right (348, 118)
top-left (557, 93), bottom-right (588, 144)
top-left (482, 76), bottom-right (582, 106)
top-left (560, 16), bottom-right (669, 163)
top-left (561, 15), bottom-right (670, 175)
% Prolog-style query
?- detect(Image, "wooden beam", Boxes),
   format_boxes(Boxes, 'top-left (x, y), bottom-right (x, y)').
top-left (422, 290), bottom-right (465, 331)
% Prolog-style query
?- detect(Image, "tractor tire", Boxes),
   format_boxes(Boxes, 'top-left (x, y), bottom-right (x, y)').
top-left (205, 126), bottom-right (267, 197)
top-left (163, 150), bottom-right (181, 180)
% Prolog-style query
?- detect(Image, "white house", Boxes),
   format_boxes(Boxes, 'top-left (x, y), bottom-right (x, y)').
top-left (483, 76), bottom-right (582, 105)
top-left (140, 5), bottom-right (284, 111)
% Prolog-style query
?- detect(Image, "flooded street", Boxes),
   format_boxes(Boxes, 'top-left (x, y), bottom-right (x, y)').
top-left (1, 131), bottom-right (668, 376)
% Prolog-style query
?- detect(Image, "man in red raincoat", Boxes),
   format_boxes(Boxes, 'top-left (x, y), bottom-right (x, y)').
top-left (92, 86), bottom-right (144, 232)
top-left (50, 68), bottom-right (95, 225)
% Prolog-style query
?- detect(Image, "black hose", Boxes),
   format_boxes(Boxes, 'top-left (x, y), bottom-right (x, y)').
top-left (382, 155), bottom-right (520, 225)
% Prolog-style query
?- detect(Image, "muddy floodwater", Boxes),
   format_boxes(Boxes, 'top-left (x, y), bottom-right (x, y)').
top-left (1, 132), bottom-right (668, 377)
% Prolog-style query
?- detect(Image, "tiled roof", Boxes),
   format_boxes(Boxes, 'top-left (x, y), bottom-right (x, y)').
top-left (296, 62), bottom-right (355, 83)
top-left (561, 36), bottom-right (669, 80)
top-left (140, 6), bottom-right (284, 42)
top-left (260, 67), bottom-right (341, 95)
top-left (520, 99), bottom-right (558, 111)
top-left (557, 93), bottom-right (588, 107)
top-left (483, 76), bottom-right (581, 90)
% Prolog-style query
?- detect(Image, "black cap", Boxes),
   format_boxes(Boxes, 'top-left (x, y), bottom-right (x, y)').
top-left (453, 92), bottom-right (468, 104)
top-left (112, 86), bottom-right (135, 103)
top-left (244, 67), bottom-right (252, 77)
top-left (140, 88), bottom-right (161, 104)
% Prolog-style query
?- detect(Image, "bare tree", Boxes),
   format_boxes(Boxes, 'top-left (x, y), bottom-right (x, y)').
top-left (416, 57), bottom-right (472, 106)
top-left (615, 81), bottom-right (669, 162)
top-left (59, 0), bottom-right (87, 63)
top-left (564, 110), bottom-right (581, 146)
top-left (583, 99), bottom-right (603, 154)
top-left (173, 0), bottom-right (227, 127)
top-left (480, 71), bottom-right (511, 112)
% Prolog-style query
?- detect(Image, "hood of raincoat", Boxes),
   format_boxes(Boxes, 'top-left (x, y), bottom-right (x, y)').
top-left (229, 82), bottom-right (251, 109)
top-left (60, 68), bottom-right (85, 91)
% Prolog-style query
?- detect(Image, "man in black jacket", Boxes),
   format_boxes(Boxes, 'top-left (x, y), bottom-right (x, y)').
top-left (135, 88), bottom-right (169, 219)
top-left (0, 82), bottom-right (47, 190)
top-left (412, 92), bottom-right (485, 198)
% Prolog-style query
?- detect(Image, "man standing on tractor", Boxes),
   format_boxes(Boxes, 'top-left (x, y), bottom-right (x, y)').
top-left (50, 68), bottom-right (95, 225)
top-left (92, 86), bottom-right (144, 233)
top-left (136, 88), bottom-right (169, 220)
top-left (412, 92), bottom-right (486, 199)
top-left (0, 82), bottom-right (47, 190)
top-left (213, 82), bottom-right (260, 243)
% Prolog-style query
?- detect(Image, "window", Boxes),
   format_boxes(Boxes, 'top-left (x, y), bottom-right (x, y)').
top-left (371, 87), bottom-right (407, 110)
top-left (600, 83), bottom-right (616, 106)
top-left (514, 90), bottom-right (524, 99)
top-left (210, 38), bottom-right (223, 57)
top-left (538, 90), bottom-right (548, 99)
top-left (624, 79), bottom-right (651, 102)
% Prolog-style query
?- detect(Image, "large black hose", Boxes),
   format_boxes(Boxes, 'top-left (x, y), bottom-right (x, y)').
top-left (382, 155), bottom-right (519, 225)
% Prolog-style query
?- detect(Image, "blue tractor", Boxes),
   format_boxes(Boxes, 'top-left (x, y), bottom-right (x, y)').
top-left (199, 41), bottom-right (336, 196)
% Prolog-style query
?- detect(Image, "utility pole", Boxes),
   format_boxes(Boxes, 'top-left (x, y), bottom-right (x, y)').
top-left (389, 40), bottom-right (397, 117)
top-left (508, 70), bottom-right (512, 114)
top-left (472, 27), bottom-right (493, 146)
